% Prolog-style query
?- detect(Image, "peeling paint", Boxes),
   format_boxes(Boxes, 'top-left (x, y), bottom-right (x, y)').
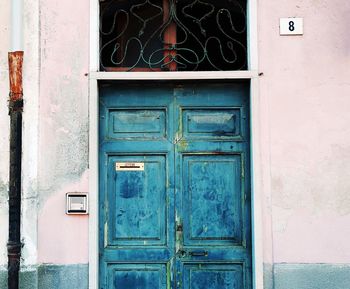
top-left (38, 120), bottom-right (88, 206)
top-left (177, 138), bottom-right (189, 151)
top-left (38, 0), bottom-right (89, 209)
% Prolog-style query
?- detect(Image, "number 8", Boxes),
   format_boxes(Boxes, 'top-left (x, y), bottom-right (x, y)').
top-left (289, 21), bottom-right (295, 31)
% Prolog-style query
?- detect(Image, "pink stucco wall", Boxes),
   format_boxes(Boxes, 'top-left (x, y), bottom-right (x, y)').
top-left (37, 0), bottom-right (89, 264)
top-left (259, 0), bottom-right (350, 263)
top-left (34, 0), bottom-right (350, 266)
top-left (38, 172), bottom-right (89, 264)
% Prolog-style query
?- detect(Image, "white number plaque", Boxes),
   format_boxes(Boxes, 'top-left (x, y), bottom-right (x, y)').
top-left (280, 18), bottom-right (303, 35)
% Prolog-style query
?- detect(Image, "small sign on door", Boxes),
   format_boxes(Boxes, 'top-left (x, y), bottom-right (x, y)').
top-left (116, 162), bottom-right (144, 171)
top-left (280, 18), bottom-right (303, 35)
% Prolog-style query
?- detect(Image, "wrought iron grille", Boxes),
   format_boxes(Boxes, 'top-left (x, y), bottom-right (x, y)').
top-left (100, 0), bottom-right (247, 71)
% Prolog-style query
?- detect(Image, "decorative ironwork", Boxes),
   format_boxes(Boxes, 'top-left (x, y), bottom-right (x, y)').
top-left (100, 0), bottom-right (247, 71)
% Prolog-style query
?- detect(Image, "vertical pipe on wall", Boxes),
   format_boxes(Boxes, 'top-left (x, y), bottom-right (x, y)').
top-left (7, 51), bottom-right (24, 289)
top-left (11, 0), bottom-right (23, 51)
top-left (8, 0), bottom-right (24, 288)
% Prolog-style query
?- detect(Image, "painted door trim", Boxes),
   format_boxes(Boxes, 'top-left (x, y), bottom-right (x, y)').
top-left (89, 78), bottom-right (99, 289)
top-left (89, 71), bottom-right (258, 80)
top-left (89, 1), bottom-right (265, 289)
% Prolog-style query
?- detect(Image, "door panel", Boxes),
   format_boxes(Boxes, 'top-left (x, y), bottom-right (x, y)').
top-left (183, 263), bottom-right (244, 289)
top-left (106, 263), bottom-right (168, 289)
top-left (99, 85), bottom-right (175, 289)
top-left (107, 155), bottom-right (167, 246)
top-left (182, 154), bottom-right (243, 246)
top-left (109, 109), bottom-right (167, 139)
top-left (182, 108), bottom-right (242, 139)
top-left (99, 83), bottom-right (251, 289)
top-left (173, 84), bottom-right (251, 289)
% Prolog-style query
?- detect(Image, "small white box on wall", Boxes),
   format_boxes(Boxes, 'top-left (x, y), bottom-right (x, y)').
top-left (280, 18), bottom-right (303, 35)
top-left (66, 192), bottom-right (88, 215)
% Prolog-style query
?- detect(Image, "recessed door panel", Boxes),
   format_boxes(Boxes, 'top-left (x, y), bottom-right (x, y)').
top-left (183, 263), bottom-right (244, 289)
top-left (182, 108), bottom-right (242, 140)
top-left (108, 108), bottom-right (167, 139)
top-left (182, 154), bottom-right (243, 246)
top-left (106, 264), bottom-right (167, 289)
top-left (107, 155), bottom-right (167, 246)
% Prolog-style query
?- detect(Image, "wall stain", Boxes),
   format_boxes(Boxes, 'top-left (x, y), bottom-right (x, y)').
top-left (272, 144), bottom-right (350, 216)
top-left (38, 119), bottom-right (88, 207)
top-left (0, 180), bottom-right (8, 204)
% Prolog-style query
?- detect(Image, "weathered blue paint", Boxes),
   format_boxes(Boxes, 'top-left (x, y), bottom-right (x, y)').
top-left (110, 155), bottom-right (167, 245)
top-left (183, 109), bottom-right (241, 138)
top-left (110, 109), bottom-right (166, 139)
top-left (107, 264), bottom-right (167, 289)
top-left (274, 263), bottom-right (350, 289)
top-left (182, 154), bottom-right (243, 245)
top-left (99, 82), bottom-right (251, 289)
top-left (183, 263), bottom-right (243, 289)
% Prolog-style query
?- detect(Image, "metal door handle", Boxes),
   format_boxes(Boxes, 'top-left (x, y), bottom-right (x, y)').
top-left (176, 249), bottom-right (186, 258)
top-left (189, 250), bottom-right (208, 257)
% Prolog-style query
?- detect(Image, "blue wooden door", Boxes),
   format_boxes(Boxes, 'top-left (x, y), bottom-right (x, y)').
top-left (99, 82), bottom-right (251, 289)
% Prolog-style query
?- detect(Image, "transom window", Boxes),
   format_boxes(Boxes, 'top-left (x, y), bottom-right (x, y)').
top-left (100, 0), bottom-right (247, 71)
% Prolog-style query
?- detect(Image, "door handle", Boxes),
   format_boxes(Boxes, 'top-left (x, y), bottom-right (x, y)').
top-left (176, 250), bottom-right (208, 258)
top-left (176, 249), bottom-right (187, 258)
top-left (189, 250), bottom-right (208, 257)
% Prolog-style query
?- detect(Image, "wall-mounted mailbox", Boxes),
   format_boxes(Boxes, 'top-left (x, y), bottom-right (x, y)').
top-left (66, 192), bottom-right (88, 215)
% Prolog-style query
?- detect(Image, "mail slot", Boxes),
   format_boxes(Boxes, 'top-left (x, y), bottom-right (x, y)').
top-left (116, 162), bottom-right (144, 171)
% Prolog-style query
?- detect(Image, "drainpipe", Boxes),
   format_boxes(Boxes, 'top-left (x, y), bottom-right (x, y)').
top-left (8, 0), bottom-right (24, 288)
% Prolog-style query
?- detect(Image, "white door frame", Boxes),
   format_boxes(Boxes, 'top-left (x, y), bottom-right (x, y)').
top-left (88, 1), bottom-right (264, 288)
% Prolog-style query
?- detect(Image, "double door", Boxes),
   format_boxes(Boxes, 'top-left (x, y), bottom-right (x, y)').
top-left (99, 82), bottom-right (251, 289)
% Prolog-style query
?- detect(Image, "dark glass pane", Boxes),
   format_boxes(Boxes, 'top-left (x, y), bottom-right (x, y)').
top-left (100, 0), bottom-right (247, 71)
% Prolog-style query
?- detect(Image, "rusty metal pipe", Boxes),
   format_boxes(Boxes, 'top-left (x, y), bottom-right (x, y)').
top-left (7, 51), bottom-right (24, 289)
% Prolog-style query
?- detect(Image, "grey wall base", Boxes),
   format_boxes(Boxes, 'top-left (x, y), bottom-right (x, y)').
top-left (0, 264), bottom-right (88, 289)
top-left (37, 264), bottom-right (88, 289)
top-left (273, 263), bottom-right (350, 289)
top-left (1, 263), bottom-right (350, 288)
top-left (0, 268), bottom-right (7, 289)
